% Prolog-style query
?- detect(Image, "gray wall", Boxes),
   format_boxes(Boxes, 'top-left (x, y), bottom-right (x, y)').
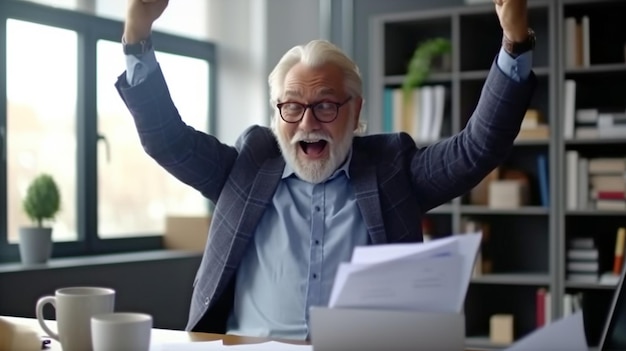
top-left (210, 0), bottom-right (321, 145)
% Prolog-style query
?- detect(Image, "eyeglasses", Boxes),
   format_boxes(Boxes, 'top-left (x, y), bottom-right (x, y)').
top-left (276, 96), bottom-right (352, 123)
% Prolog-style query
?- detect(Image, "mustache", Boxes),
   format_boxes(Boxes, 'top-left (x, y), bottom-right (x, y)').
top-left (289, 131), bottom-right (333, 145)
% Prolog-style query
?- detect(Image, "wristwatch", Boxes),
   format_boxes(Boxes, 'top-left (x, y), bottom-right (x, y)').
top-left (122, 36), bottom-right (152, 56)
top-left (502, 28), bottom-right (536, 57)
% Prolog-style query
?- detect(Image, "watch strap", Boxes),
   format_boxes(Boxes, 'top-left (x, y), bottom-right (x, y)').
top-left (502, 28), bottom-right (536, 58)
top-left (122, 36), bottom-right (153, 56)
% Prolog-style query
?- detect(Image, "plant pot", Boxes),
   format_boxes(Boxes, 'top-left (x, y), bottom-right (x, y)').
top-left (18, 227), bottom-right (53, 264)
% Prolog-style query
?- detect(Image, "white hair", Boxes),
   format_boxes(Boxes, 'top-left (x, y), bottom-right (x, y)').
top-left (268, 39), bottom-right (366, 134)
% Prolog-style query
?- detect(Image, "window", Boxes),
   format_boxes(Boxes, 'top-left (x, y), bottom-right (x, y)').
top-left (19, 0), bottom-right (211, 41)
top-left (96, 41), bottom-right (210, 238)
top-left (18, 0), bottom-right (77, 11)
top-left (6, 19), bottom-right (78, 243)
top-left (95, 1), bottom-right (209, 41)
top-left (0, 0), bottom-right (216, 261)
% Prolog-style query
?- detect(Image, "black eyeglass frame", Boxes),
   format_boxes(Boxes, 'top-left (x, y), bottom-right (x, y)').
top-left (276, 96), bottom-right (353, 123)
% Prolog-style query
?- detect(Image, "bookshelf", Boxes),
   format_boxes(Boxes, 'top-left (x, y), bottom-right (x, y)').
top-left (559, 0), bottom-right (626, 348)
top-left (368, 0), bottom-right (626, 349)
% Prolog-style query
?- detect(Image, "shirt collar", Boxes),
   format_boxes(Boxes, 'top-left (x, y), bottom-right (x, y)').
top-left (282, 148), bottom-right (353, 181)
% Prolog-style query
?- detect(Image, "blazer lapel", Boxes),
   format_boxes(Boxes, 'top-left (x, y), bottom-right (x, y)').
top-left (225, 156), bottom-right (285, 268)
top-left (350, 148), bottom-right (387, 245)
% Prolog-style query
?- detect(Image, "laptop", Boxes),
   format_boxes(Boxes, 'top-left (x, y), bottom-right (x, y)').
top-left (597, 261), bottom-right (626, 351)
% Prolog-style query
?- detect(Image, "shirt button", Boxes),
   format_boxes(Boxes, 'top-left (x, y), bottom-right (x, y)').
top-left (315, 240), bottom-right (320, 245)
top-left (204, 297), bottom-right (210, 305)
top-left (313, 273), bottom-right (318, 279)
top-left (315, 206), bottom-right (321, 212)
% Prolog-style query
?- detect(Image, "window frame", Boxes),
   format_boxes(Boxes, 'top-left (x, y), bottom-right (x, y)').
top-left (0, 0), bottom-right (217, 262)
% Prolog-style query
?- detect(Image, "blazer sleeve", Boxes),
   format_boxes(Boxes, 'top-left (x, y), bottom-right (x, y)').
top-left (114, 65), bottom-right (238, 203)
top-left (411, 55), bottom-right (537, 212)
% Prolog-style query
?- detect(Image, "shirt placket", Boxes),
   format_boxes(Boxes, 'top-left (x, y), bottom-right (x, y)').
top-left (305, 182), bottom-right (325, 321)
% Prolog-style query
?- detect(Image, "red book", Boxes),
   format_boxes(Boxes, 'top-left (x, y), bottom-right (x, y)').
top-left (536, 288), bottom-right (546, 327)
top-left (614, 228), bottom-right (626, 275)
top-left (596, 191), bottom-right (626, 200)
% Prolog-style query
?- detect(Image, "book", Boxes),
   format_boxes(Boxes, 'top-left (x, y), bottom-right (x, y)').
top-left (613, 227), bottom-right (625, 275)
top-left (569, 237), bottom-right (595, 249)
top-left (567, 248), bottom-right (599, 261)
top-left (537, 154), bottom-right (549, 207)
top-left (563, 80), bottom-right (576, 139)
top-left (536, 288), bottom-right (547, 327)
top-left (567, 273), bottom-right (598, 283)
top-left (566, 150), bottom-right (579, 210)
top-left (567, 261), bottom-right (599, 273)
top-left (596, 200), bottom-right (626, 211)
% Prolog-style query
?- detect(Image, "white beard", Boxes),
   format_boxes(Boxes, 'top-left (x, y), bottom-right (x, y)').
top-left (273, 123), bottom-right (354, 184)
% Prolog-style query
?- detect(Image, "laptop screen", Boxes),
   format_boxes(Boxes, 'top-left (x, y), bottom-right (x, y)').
top-left (598, 264), bottom-right (626, 351)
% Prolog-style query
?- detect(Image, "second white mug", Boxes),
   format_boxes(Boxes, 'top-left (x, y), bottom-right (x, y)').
top-left (91, 312), bottom-right (152, 351)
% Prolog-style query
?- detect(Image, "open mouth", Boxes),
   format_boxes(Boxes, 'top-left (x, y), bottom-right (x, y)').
top-left (299, 140), bottom-right (328, 157)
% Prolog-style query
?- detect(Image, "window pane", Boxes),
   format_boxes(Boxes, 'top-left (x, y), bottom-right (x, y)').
top-left (6, 19), bottom-right (78, 243)
top-left (96, 40), bottom-right (210, 238)
top-left (19, 0), bottom-right (209, 41)
top-left (18, 0), bottom-right (78, 11)
top-left (95, 1), bottom-right (209, 41)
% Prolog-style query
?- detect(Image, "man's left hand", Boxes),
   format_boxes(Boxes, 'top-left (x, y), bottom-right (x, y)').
top-left (494, 0), bottom-right (528, 42)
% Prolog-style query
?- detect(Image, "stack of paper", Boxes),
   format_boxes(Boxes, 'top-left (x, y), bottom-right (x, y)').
top-left (328, 232), bottom-right (482, 313)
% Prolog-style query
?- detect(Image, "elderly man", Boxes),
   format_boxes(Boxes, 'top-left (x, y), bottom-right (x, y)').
top-left (115, 0), bottom-right (535, 340)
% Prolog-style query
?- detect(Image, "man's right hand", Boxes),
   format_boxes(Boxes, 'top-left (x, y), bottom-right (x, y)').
top-left (124, 0), bottom-right (169, 43)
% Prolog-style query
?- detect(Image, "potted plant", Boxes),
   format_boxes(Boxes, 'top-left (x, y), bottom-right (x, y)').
top-left (401, 37), bottom-right (452, 103)
top-left (18, 173), bottom-right (61, 264)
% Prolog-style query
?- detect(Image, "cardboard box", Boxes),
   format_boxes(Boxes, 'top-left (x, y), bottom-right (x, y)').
top-left (164, 215), bottom-right (211, 252)
top-left (470, 168), bottom-right (500, 205)
top-left (489, 180), bottom-right (528, 209)
top-left (490, 314), bottom-right (514, 344)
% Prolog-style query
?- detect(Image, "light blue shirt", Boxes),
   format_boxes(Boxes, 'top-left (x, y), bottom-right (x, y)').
top-left (124, 43), bottom-right (532, 340)
top-left (226, 151), bottom-right (368, 339)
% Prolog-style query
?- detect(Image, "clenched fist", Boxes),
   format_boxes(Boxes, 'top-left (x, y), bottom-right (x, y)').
top-left (124, 0), bottom-right (169, 43)
top-left (494, 0), bottom-right (528, 42)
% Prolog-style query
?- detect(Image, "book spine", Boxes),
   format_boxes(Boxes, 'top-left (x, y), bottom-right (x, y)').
top-left (536, 288), bottom-right (546, 327)
top-left (613, 227), bottom-right (626, 275)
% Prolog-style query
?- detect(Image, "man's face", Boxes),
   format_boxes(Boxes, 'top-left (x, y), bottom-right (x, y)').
top-left (273, 62), bottom-right (362, 184)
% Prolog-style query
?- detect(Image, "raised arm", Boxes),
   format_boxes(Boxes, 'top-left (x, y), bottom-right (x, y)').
top-left (412, 0), bottom-right (536, 212)
top-left (116, 0), bottom-right (238, 203)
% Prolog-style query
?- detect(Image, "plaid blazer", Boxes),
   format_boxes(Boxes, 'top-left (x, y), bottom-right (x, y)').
top-left (115, 56), bottom-right (535, 333)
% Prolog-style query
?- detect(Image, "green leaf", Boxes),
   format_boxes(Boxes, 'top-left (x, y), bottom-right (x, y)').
top-left (401, 37), bottom-right (452, 103)
top-left (22, 174), bottom-right (61, 227)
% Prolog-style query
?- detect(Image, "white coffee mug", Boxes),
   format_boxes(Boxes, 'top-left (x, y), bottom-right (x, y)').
top-left (36, 287), bottom-right (115, 351)
top-left (91, 312), bottom-right (152, 351)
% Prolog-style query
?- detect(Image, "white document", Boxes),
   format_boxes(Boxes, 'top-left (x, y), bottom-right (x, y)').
top-left (151, 340), bottom-right (313, 351)
top-left (328, 232), bottom-right (482, 313)
top-left (329, 255), bottom-right (462, 311)
top-left (504, 311), bottom-right (588, 351)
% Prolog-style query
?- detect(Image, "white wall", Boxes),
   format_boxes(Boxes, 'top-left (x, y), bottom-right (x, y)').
top-left (207, 0), bottom-right (321, 144)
